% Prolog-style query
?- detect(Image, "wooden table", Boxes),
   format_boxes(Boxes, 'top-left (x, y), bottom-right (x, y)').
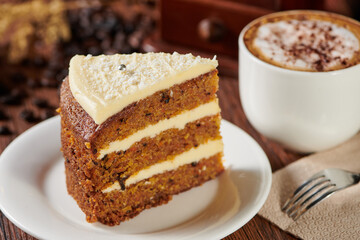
top-left (0, 72), bottom-right (303, 239)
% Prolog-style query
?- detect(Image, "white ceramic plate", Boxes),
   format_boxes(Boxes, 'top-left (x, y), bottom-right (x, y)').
top-left (0, 116), bottom-right (271, 240)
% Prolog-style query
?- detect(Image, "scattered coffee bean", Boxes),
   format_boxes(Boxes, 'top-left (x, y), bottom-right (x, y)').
top-left (100, 37), bottom-right (112, 51)
top-left (55, 69), bottom-right (68, 82)
top-left (0, 83), bottom-right (10, 96)
top-left (128, 30), bottom-right (144, 49)
top-left (20, 58), bottom-right (31, 67)
top-left (26, 78), bottom-right (40, 88)
top-left (41, 109), bottom-right (55, 120)
top-left (64, 43), bottom-right (82, 57)
top-left (88, 46), bottom-right (102, 56)
top-left (20, 109), bottom-right (38, 123)
top-left (95, 29), bottom-right (108, 41)
top-left (33, 98), bottom-right (49, 108)
top-left (0, 88), bottom-right (27, 105)
top-left (11, 88), bottom-right (27, 99)
top-left (0, 94), bottom-right (21, 105)
top-left (0, 110), bottom-right (9, 120)
top-left (124, 22), bottom-right (136, 34)
top-left (40, 78), bottom-right (58, 88)
top-left (43, 69), bottom-right (56, 79)
top-left (112, 34), bottom-right (125, 50)
top-left (0, 126), bottom-right (12, 135)
top-left (33, 56), bottom-right (47, 67)
top-left (48, 60), bottom-right (64, 73)
top-left (10, 72), bottom-right (26, 84)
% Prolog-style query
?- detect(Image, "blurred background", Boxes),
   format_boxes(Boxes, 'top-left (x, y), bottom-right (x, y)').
top-left (0, 0), bottom-right (359, 137)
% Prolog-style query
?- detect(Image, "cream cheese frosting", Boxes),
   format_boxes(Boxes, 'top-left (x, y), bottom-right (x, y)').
top-left (102, 139), bottom-right (223, 193)
top-left (69, 52), bottom-right (218, 124)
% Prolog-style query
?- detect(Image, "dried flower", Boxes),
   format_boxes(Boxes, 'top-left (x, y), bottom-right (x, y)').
top-left (0, 0), bottom-right (71, 63)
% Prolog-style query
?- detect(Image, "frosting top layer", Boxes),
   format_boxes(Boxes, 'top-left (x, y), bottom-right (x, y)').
top-left (254, 19), bottom-right (359, 71)
top-left (69, 52), bottom-right (218, 124)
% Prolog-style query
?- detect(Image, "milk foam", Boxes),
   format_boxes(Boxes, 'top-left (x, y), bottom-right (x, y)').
top-left (254, 19), bottom-right (359, 71)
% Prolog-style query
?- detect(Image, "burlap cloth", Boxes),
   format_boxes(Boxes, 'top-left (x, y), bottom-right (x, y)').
top-left (258, 133), bottom-right (360, 240)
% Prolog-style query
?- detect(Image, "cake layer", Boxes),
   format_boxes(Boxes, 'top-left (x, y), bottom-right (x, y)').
top-left (60, 69), bottom-right (219, 150)
top-left (102, 139), bottom-right (223, 193)
top-left (69, 53), bottom-right (218, 124)
top-left (99, 99), bottom-right (220, 159)
top-left (61, 111), bottom-right (222, 192)
top-left (65, 153), bottom-right (224, 225)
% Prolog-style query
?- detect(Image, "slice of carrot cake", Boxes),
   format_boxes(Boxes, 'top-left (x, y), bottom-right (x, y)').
top-left (59, 52), bottom-right (224, 226)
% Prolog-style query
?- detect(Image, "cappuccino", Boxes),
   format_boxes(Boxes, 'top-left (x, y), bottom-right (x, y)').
top-left (244, 11), bottom-right (360, 71)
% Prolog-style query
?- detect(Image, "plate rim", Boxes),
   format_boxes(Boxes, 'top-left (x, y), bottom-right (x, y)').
top-left (0, 116), bottom-right (272, 240)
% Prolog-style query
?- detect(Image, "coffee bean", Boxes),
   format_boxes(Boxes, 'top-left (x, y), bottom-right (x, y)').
top-left (10, 72), bottom-right (26, 84)
top-left (101, 14), bottom-right (118, 31)
top-left (32, 56), bottom-right (47, 67)
top-left (100, 38), bottom-right (112, 51)
top-left (41, 109), bottom-right (55, 120)
top-left (120, 44), bottom-right (135, 54)
top-left (113, 33), bottom-right (125, 51)
top-left (128, 31), bottom-right (143, 49)
top-left (55, 69), bottom-right (68, 82)
top-left (95, 29), bottom-right (108, 41)
top-left (11, 88), bottom-right (27, 99)
top-left (64, 43), bottom-right (81, 57)
top-left (124, 22), bottom-right (136, 34)
top-left (0, 89), bottom-right (27, 105)
top-left (20, 58), bottom-right (31, 67)
top-left (0, 94), bottom-right (21, 105)
top-left (91, 12), bottom-right (105, 28)
top-left (0, 83), bottom-right (10, 96)
top-left (43, 69), bottom-right (56, 79)
top-left (26, 78), bottom-right (40, 88)
top-left (79, 28), bottom-right (95, 40)
top-left (20, 109), bottom-right (38, 123)
top-left (33, 98), bottom-right (48, 108)
top-left (0, 110), bottom-right (9, 120)
top-left (0, 126), bottom-right (12, 135)
top-left (88, 46), bottom-right (102, 56)
top-left (48, 59), bottom-right (64, 73)
top-left (40, 78), bottom-right (58, 88)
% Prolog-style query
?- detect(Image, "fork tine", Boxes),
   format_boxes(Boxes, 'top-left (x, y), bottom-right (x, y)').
top-left (283, 178), bottom-right (330, 214)
top-left (291, 188), bottom-right (336, 221)
top-left (287, 182), bottom-right (335, 218)
top-left (282, 172), bottom-right (326, 211)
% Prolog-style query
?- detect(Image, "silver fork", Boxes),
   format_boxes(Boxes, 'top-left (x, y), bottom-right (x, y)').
top-left (282, 168), bottom-right (360, 221)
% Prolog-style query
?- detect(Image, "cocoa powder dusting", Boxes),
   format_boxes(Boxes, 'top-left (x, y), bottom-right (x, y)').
top-left (281, 21), bottom-right (354, 71)
top-left (252, 18), bottom-right (359, 71)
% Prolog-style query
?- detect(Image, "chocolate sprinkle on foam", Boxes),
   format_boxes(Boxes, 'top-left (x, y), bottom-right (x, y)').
top-left (254, 19), bottom-right (359, 71)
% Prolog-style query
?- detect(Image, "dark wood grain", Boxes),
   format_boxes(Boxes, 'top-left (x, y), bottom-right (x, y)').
top-left (161, 0), bottom-right (272, 58)
top-left (0, 73), bottom-right (303, 240)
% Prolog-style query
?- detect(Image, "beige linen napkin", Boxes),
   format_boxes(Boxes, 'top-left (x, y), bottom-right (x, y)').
top-left (259, 133), bottom-right (360, 240)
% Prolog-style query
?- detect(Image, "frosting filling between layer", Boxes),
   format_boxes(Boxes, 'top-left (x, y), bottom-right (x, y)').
top-left (102, 139), bottom-right (223, 193)
top-left (98, 99), bottom-right (221, 159)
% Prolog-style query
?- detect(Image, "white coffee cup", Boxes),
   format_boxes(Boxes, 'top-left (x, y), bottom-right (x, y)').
top-left (239, 11), bottom-right (360, 153)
